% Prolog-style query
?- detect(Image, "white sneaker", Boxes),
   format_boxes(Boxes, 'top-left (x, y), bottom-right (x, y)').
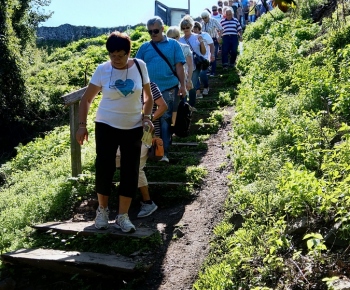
top-left (115, 213), bottom-right (136, 233)
top-left (196, 94), bottom-right (203, 99)
top-left (160, 155), bottom-right (169, 162)
top-left (95, 206), bottom-right (109, 229)
top-left (137, 201), bottom-right (158, 218)
top-left (203, 88), bottom-right (209, 95)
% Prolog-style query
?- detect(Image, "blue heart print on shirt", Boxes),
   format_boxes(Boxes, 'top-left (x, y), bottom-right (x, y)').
top-left (114, 79), bottom-right (134, 97)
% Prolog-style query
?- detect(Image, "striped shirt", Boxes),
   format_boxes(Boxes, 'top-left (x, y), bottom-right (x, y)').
top-left (150, 82), bottom-right (162, 137)
top-left (220, 17), bottom-right (242, 36)
top-left (201, 18), bottom-right (223, 39)
top-left (141, 82), bottom-right (162, 137)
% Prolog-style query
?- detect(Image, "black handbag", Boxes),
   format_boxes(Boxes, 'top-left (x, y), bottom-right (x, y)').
top-left (185, 38), bottom-right (210, 71)
top-left (193, 52), bottom-right (210, 70)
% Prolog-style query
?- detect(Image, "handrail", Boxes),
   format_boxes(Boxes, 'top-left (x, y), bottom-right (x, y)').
top-left (62, 86), bottom-right (87, 177)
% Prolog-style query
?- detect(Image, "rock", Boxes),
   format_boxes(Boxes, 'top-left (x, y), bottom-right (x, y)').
top-left (286, 216), bottom-right (314, 235)
top-left (0, 278), bottom-right (16, 290)
top-left (173, 228), bottom-right (185, 238)
top-left (327, 277), bottom-right (350, 290)
top-left (229, 213), bottom-right (244, 230)
top-left (36, 23), bottom-right (143, 42)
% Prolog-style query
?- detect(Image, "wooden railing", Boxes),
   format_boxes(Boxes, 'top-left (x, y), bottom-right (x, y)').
top-left (62, 86), bottom-right (87, 177)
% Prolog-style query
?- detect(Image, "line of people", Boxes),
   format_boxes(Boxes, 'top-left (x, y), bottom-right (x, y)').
top-left (208, 0), bottom-right (275, 26)
top-left (75, 8), bottom-right (244, 233)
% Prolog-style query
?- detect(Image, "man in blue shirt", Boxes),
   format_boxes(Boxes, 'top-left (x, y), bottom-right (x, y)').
top-left (136, 16), bottom-right (186, 162)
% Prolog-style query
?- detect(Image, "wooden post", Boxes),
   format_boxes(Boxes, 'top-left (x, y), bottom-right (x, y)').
top-left (69, 102), bottom-right (81, 177)
top-left (62, 86), bottom-right (87, 177)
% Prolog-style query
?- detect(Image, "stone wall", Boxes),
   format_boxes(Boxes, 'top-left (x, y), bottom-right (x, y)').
top-left (36, 23), bottom-right (144, 41)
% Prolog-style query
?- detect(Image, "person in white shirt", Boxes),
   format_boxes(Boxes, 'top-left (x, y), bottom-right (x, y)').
top-left (76, 31), bottom-right (154, 233)
top-left (166, 26), bottom-right (194, 123)
top-left (193, 21), bottom-right (214, 96)
top-left (211, 5), bottom-right (223, 22)
top-left (179, 15), bottom-right (206, 109)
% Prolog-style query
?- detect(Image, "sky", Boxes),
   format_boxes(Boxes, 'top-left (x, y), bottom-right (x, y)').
top-left (41, 0), bottom-right (219, 27)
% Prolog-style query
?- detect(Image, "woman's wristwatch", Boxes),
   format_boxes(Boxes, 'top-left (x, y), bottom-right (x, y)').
top-left (143, 114), bottom-right (153, 121)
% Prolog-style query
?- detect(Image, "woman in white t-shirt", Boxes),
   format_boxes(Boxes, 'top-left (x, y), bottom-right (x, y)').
top-left (179, 15), bottom-right (206, 109)
top-left (76, 31), bottom-right (154, 233)
top-left (193, 21), bottom-right (214, 97)
top-left (166, 26), bottom-right (193, 124)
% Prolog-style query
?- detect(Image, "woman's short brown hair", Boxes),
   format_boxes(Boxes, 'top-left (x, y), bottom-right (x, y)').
top-left (106, 31), bottom-right (131, 54)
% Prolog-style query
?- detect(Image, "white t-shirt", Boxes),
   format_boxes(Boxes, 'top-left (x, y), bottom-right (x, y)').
top-left (179, 34), bottom-right (204, 71)
top-left (90, 60), bottom-right (150, 129)
top-left (200, 32), bottom-right (214, 60)
top-left (212, 13), bottom-right (223, 22)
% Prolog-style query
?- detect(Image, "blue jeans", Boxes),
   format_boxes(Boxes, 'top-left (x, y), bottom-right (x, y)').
top-left (249, 15), bottom-right (256, 23)
top-left (240, 16), bottom-right (246, 28)
top-left (160, 87), bottom-right (177, 157)
top-left (188, 68), bottom-right (201, 107)
top-left (210, 40), bottom-right (220, 75)
top-left (222, 34), bottom-right (239, 67)
top-left (197, 68), bottom-right (209, 90)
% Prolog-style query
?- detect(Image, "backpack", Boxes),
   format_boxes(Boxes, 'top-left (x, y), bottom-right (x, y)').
top-left (172, 100), bottom-right (192, 138)
top-left (148, 137), bottom-right (164, 161)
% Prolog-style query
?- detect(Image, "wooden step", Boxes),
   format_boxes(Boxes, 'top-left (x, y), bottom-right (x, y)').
top-left (33, 221), bottom-right (157, 238)
top-left (171, 142), bottom-right (199, 146)
top-left (148, 181), bottom-right (186, 185)
top-left (1, 248), bottom-right (138, 277)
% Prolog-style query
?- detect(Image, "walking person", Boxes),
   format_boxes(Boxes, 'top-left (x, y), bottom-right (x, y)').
top-left (248, 0), bottom-right (256, 23)
top-left (220, 7), bottom-right (243, 70)
top-left (76, 31), bottom-right (154, 233)
top-left (166, 26), bottom-right (194, 124)
top-left (116, 82), bottom-right (167, 218)
top-left (201, 10), bottom-right (223, 77)
top-left (192, 21), bottom-right (214, 96)
top-left (211, 5), bottom-right (223, 22)
top-left (179, 15), bottom-right (206, 108)
top-left (136, 16), bottom-right (186, 163)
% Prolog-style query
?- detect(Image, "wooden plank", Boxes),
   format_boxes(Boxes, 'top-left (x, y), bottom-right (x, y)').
top-left (1, 248), bottom-right (137, 276)
top-left (33, 221), bottom-right (157, 238)
top-left (171, 142), bottom-right (199, 146)
top-left (148, 182), bottom-right (186, 185)
top-left (62, 86), bottom-right (87, 106)
top-left (145, 165), bottom-right (186, 169)
top-left (70, 102), bottom-right (81, 177)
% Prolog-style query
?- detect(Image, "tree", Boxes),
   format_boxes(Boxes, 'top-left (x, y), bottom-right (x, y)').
top-left (0, 0), bottom-right (52, 158)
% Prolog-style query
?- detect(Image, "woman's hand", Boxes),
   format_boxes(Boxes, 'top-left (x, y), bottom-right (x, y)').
top-left (186, 80), bottom-right (193, 91)
top-left (178, 84), bottom-right (188, 97)
top-left (143, 118), bottom-right (154, 133)
top-left (76, 127), bottom-right (88, 145)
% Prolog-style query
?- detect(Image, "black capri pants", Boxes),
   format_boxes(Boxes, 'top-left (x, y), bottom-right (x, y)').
top-left (95, 122), bottom-right (143, 198)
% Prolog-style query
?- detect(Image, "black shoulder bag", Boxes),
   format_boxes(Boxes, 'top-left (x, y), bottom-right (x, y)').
top-left (150, 41), bottom-right (179, 80)
top-left (184, 37), bottom-right (210, 70)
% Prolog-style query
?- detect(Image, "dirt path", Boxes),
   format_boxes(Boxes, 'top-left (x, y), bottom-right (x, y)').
top-left (136, 106), bottom-right (234, 290)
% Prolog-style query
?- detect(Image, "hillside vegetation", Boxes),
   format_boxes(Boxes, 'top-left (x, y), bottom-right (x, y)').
top-left (194, 4), bottom-right (350, 290)
top-left (1, 0), bottom-right (350, 288)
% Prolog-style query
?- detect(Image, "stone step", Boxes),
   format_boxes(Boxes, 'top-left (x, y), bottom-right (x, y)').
top-left (1, 248), bottom-right (138, 278)
top-left (32, 221), bottom-right (157, 239)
